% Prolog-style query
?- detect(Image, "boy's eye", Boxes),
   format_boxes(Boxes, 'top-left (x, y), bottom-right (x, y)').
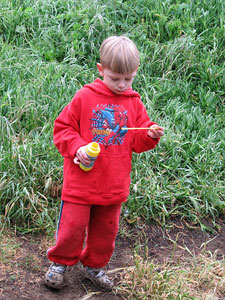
top-left (110, 77), bottom-right (132, 81)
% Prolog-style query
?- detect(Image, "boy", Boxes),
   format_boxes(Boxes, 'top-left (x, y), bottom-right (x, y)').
top-left (45, 35), bottom-right (164, 290)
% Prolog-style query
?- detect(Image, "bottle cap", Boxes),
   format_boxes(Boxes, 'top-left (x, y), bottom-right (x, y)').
top-left (86, 142), bottom-right (100, 157)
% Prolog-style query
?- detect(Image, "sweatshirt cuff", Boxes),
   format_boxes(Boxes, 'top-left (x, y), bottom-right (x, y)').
top-left (145, 131), bottom-right (160, 147)
top-left (69, 138), bottom-right (88, 158)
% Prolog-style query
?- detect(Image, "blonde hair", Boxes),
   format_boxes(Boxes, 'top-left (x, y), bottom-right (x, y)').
top-left (99, 36), bottom-right (140, 74)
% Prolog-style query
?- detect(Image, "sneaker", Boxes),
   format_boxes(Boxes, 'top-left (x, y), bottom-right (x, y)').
top-left (44, 263), bottom-right (67, 289)
top-left (81, 266), bottom-right (114, 290)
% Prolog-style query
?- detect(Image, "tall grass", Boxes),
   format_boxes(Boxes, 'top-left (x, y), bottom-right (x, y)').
top-left (0, 0), bottom-right (224, 231)
top-left (118, 251), bottom-right (225, 299)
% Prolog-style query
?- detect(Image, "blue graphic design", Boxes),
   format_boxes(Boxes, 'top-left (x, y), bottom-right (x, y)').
top-left (90, 104), bottom-right (128, 147)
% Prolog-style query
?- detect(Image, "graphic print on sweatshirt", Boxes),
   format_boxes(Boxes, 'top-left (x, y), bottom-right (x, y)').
top-left (90, 104), bottom-right (128, 147)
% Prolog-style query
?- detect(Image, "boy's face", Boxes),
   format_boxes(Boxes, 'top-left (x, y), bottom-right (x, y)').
top-left (97, 64), bottom-right (137, 95)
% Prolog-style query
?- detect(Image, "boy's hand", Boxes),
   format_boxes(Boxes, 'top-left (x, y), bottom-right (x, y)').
top-left (147, 125), bottom-right (164, 139)
top-left (73, 145), bottom-right (90, 165)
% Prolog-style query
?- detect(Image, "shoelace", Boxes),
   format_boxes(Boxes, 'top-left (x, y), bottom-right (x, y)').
top-left (87, 268), bottom-right (105, 278)
top-left (51, 264), bottom-right (66, 274)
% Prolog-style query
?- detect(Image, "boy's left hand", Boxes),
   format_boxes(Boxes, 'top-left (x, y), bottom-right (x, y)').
top-left (147, 125), bottom-right (164, 139)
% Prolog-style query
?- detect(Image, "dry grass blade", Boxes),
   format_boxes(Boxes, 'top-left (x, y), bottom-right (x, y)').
top-left (106, 266), bottom-right (135, 275)
top-left (77, 292), bottom-right (102, 300)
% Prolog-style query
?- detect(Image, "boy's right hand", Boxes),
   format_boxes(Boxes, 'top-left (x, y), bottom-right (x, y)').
top-left (73, 145), bottom-right (90, 165)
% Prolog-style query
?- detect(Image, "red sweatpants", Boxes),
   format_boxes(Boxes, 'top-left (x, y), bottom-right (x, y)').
top-left (47, 201), bottom-right (121, 267)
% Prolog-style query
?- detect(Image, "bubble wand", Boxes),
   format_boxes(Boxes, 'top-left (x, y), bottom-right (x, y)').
top-left (121, 127), bottom-right (160, 130)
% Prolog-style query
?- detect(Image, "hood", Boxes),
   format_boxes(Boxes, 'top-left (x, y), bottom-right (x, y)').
top-left (83, 78), bottom-right (140, 98)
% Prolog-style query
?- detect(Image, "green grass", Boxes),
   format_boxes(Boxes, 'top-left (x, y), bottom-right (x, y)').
top-left (117, 250), bottom-right (225, 299)
top-left (0, 0), bottom-right (225, 232)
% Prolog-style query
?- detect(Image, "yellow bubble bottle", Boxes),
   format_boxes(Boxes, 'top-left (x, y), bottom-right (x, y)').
top-left (80, 142), bottom-right (101, 171)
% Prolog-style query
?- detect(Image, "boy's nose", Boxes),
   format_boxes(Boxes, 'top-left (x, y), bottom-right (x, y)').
top-left (118, 81), bottom-right (125, 89)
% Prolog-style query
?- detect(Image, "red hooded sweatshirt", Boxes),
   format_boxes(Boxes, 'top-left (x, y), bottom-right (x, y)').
top-left (53, 78), bottom-right (160, 205)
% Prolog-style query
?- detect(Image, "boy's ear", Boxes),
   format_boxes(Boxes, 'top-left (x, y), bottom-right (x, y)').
top-left (134, 66), bottom-right (139, 75)
top-left (97, 63), bottom-right (104, 76)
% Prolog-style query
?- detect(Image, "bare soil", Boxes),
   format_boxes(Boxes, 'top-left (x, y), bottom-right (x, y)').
top-left (0, 217), bottom-right (225, 300)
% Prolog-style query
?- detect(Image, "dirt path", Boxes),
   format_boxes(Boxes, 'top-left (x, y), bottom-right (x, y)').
top-left (0, 218), bottom-right (225, 300)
